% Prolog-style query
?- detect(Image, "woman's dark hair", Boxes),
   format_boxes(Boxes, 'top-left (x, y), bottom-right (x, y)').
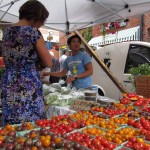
top-left (67, 35), bottom-right (81, 45)
top-left (19, 0), bottom-right (49, 23)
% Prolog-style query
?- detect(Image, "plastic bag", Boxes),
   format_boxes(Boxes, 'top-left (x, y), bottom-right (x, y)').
top-left (44, 93), bottom-right (58, 104)
top-left (50, 83), bottom-right (62, 93)
top-left (43, 84), bottom-right (51, 96)
top-left (61, 87), bottom-right (71, 95)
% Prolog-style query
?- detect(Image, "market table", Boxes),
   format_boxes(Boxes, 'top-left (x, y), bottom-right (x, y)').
top-left (44, 95), bottom-right (117, 119)
top-left (1, 92), bottom-right (150, 150)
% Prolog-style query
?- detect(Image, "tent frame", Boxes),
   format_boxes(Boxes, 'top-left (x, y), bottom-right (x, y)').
top-left (1, 0), bottom-right (150, 94)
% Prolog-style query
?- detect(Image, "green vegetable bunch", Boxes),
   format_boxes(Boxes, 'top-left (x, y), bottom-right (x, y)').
top-left (128, 63), bottom-right (150, 76)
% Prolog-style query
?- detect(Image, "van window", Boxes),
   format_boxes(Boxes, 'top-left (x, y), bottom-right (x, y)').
top-left (124, 44), bottom-right (150, 73)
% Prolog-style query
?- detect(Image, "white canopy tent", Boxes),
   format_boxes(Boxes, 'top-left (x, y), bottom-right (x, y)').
top-left (1, 0), bottom-right (150, 94)
top-left (0, 0), bottom-right (150, 34)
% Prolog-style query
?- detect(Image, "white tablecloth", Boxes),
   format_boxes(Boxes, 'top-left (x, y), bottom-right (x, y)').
top-left (45, 105), bottom-right (75, 119)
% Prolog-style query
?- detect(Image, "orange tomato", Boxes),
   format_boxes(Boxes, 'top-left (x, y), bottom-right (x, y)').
top-left (9, 126), bottom-right (15, 131)
top-left (82, 129), bottom-right (87, 133)
top-left (106, 125), bottom-right (113, 129)
top-left (0, 136), bottom-right (4, 142)
top-left (116, 139), bottom-right (123, 144)
top-left (40, 136), bottom-right (45, 142)
top-left (30, 133), bottom-right (37, 138)
top-left (42, 138), bottom-right (50, 147)
top-left (26, 122), bottom-right (32, 126)
top-left (45, 135), bottom-right (51, 140)
top-left (123, 134), bottom-right (131, 140)
top-left (109, 121), bottom-right (114, 125)
top-left (31, 146), bottom-right (38, 150)
top-left (54, 137), bottom-right (61, 143)
top-left (137, 138), bottom-right (144, 143)
top-left (6, 124), bottom-right (12, 131)
top-left (17, 137), bottom-right (25, 143)
top-left (101, 124), bottom-right (106, 128)
top-left (107, 137), bottom-right (112, 142)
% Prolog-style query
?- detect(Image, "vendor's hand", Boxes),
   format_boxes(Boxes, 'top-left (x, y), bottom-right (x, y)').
top-left (66, 76), bottom-right (75, 84)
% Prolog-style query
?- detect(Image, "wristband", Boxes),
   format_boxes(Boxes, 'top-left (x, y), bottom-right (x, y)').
top-left (75, 77), bottom-right (78, 80)
top-left (73, 75), bottom-right (78, 80)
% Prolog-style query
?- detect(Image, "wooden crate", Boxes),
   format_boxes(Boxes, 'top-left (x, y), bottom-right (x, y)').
top-left (135, 75), bottom-right (150, 98)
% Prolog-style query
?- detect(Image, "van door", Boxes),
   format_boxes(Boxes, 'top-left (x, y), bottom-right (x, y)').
top-left (123, 44), bottom-right (150, 93)
top-left (92, 42), bottom-right (129, 100)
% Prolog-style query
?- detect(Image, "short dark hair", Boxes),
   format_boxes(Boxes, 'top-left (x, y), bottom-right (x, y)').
top-left (67, 35), bottom-right (81, 45)
top-left (19, 0), bottom-right (49, 23)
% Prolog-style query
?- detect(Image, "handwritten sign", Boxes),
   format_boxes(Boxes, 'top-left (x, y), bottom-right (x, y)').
top-left (69, 99), bottom-right (99, 112)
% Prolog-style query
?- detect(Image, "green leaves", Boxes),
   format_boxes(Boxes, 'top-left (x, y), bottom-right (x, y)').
top-left (81, 27), bottom-right (93, 43)
top-left (128, 63), bottom-right (150, 76)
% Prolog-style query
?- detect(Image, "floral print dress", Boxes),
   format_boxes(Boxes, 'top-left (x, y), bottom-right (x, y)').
top-left (1, 26), bottom-right (45, 126)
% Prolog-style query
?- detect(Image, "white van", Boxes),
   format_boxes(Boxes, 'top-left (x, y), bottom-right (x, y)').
top-left (92, 41), bottom-right (150, 100)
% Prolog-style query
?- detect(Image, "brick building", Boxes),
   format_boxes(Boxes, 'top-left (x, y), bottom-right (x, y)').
top-left (59, 11), bottom-right (150, 46)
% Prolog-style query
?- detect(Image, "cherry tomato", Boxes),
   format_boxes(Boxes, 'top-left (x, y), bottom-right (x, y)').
top-left (42, 138), bottom-right (50, 147)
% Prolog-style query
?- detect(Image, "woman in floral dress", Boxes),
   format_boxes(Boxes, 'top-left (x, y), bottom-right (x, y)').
top-left (1, 0), bottom-right (52, 126)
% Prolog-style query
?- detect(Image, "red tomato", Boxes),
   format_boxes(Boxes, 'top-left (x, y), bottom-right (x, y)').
top-left (66, 126), bottom-right (73, 132)
top-left (134, 122), bottom-right (142, 129)
top-left (60, 129), bottom-right (67, 135)
top-left (124, 141), bottom-right (133, 149)
top-left (95, 136), bottom-right (103, 140)
top-left (96, 145), bottom-right (105, 150)
top-left (133, 142), bottom-right (144, 149)
top-left (0, 130), bottom-right (5, 135)
top-left (36, 120), bottom-right (43, 126)
top-left (67, 135), bottom-right (73, 141)
top-left (92, 139), bottom-right (101, 146)
top-left (145, 135), bottom-right (150, 141)
top-left (84, 139), bottom-right (92, 145)
top-left (143, 122), bottom-right (150, 130)
top-left (81, 142), bottom-right (88, 147)
top-left (88, 145), bottom-right (95, 149)
top-left (127, 93), bottom-right (136, 98)
top-left (71, 122), bottom-right (78, 129)
top-left (128, 119), bottom-right (135, 126)
top-left (129, 136), bottom-right (137, 143)
top-left (100, 138), bottom-right (108, 146)
top-left (75, 136), bottom-right (82, 142)
top-left (144, 145), bottom-right (150, 150)
top-left (134, 101), bottom-right (142, 106)
top-left (140, 117), bottom-right (146, 124)
top-left (120, 98), bottom-right (130, 104)
top-left (0, 140), bottom-right (3, 147)
top-left (83, 134), bottom-right (90, 139)
top-left (105, 142), bottom-right (117, 150)
top-left (146, 131), bottom-right (150, 136)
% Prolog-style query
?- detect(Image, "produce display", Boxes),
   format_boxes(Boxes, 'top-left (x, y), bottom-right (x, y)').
top-left (0, 93), bottom-right (150, 149)
top-left (43, 84), bottom-right (84, 107)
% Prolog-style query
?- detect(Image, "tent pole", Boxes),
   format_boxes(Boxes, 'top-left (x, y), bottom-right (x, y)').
top-left (0, 0), bottom-right (20, 9)
top-left (95, 0), bottom-right (125, 20)
top-left (0, 4), bottom-right (13, 21)
top-left (64, 0), bottom-right (70, 34)
top-left (74, 30), bottom-right (128, 94)
top-left (0, 0), bottom-right (20, 21)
